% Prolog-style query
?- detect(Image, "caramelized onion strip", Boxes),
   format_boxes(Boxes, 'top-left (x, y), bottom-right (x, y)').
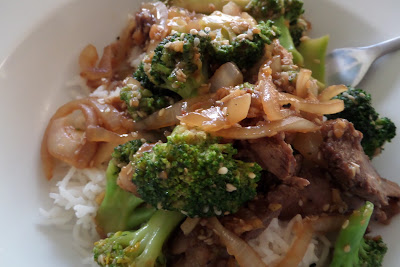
top-left (208, 217), bottom-right (266, 267)
top-left (318, 85), bottom-right (348, 102)
top-left (213, 116), bottom-right (319, 139)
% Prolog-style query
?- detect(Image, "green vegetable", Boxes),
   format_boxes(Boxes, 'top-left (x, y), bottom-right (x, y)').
top-left (95, 160), bottom-right (156, 235)
top-left (130, 125), bottom-right (262, 217)
top-left (212, 20), bottom-right (280, 70)
top-left (330, 202), bottom-right (388, 267)
top-left (164, 0), bottom-right (249, 13)
top-left (93, 210), bottom-right (184, 267)
top-left (138, 33), bottom-right (212, 99)
top-left (274, 16), bottom-right (303, 65)
top-left (112, 139), bottom-right (145, 166)
top-left (326, 87), bottom-right (396, 158)
top-left (297, 35), bottom-right (329, 83)
top-left (246, 0), bottom-right (304, 22)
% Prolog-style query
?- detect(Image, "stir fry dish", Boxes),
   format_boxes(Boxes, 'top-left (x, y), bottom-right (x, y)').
top-left (40, 0), bottom-right (399, 266)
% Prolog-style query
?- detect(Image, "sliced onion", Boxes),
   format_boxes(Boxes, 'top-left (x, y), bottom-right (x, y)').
top-left (277, 221), bottom-right (313, 267)
top-left (209, 62), bottom-right (243, 92)
top-left (180, 217), bottom-right (201, 235)
top-left (133, 94), bottom-right (216, 130)
top-left (213, 116), bottom-right (320, 139)
top-left (278, 93), bottom-right (344, 115)
top-left (208, 217), bottom-right (266, 267)
top-left (256, 67), bottom-right (283, 121)
top-left (179, 93), bottom-right (251, 132)
top-left (79, 44), bottom-right (98, 71)
top-left (80, 45), bottom-right (113, 81)
top-left (296, 68), bottom-right (312, 98)
top-left (86, 126), bottom-right (134, 143)
top-left (318, 84), bottom-right (348, 102)
top-left (291, 132), bottom-right (324, 165)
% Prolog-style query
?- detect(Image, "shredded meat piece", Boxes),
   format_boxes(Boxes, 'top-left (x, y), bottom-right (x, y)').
top-left (319, 119), bottom-right (400, 222)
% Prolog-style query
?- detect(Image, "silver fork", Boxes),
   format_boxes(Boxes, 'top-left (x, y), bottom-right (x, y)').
top-left (325, 36), bottom-right (400, 87)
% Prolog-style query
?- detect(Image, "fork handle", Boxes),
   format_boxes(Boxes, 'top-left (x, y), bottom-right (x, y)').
top-left (366, 36), bottom-right (400, 58)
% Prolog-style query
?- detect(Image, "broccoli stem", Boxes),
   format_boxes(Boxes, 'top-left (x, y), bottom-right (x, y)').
top-left (95, 161), bottom-right (156, 235)
top-left (134, 210), bottom-right (185, 265)
top-left (330, 202), bottom-right (374, 267)
top-left (274, 16), bottom-right (304, 66)
top-left (298, 35), bottom-right (329, 84)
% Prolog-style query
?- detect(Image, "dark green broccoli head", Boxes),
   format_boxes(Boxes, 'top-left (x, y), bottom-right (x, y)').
top-left (212, 20), bottom-right (280, 70)
top-left (289, 19), bottom-right (307, 47)
top-left (141, 33), bottom-right (212, 99)
top-left (112, 139), bottom-right (145, 165)
top-left (120, 84), bottom-right (175, 121)
top-left (326, 87), bottom-right (396, 158)
top-left (246, 0), bottom-right (304, 21)
top-left (330, 202), bottom-right (388, 267)
top-left (131, 127), bottom-right (262, 217)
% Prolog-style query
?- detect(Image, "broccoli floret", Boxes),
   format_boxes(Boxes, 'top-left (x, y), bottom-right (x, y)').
top-left (120, 84), bottom-right (174, 121)
top-left (112, 139), bottom-right (145, 166)
top-left (212, 20), bottom-right (280, 70)
top-left (93, 210), bottom-right (184, 267)
top-left (139, 33), bottom-right (212, 99)
top-left (330, 202), bottom-right (388, 267)
top-left (95, 160), bottom-right (156, 236)
top-left (130, 126), bottom-right (262, 217)
top-left (246, 0), bottom-right (304, 22)
top-left (326, 87), bottom-right (396, 158)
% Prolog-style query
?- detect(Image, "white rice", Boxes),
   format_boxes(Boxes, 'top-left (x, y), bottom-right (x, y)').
top-left (39, 164), bottom-right (106, 265)
top-left (248, 215), bottom-right (331, 267)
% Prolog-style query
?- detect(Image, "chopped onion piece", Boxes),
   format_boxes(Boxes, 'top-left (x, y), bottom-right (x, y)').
top-left (278, 93), bottom-right (344, 115)
top-left (296, 68), bottom-right (312, 98)
top-left (209, 62), bottom-right (243, 93)
top-left (318, 84), bottom-right (348, 102)
top-left (208, 217), bottom-right (266, 267)
top-left (257, 67), bottom-right (283, 121)
top-left (213, 116), bottom-right (320, 139)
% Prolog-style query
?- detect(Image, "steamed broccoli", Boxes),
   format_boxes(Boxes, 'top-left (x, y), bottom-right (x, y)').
top-left (212, 20), bottom-right (280, 70)
top-left (326, 87), bottom-right (396, 158)
top-left (112, 139), bottom-right (145, 166)
top-left (129, 126), bottom-right (262, 217)
top-left (94, 210), bottom-right (184, 267)
top-left (246, 0), bottom-right (304, 22)
top-left (137, 33), bottom-right (212, 99)
top-left (330, 202), bottom-right (388, 267)
top-left (95, 154), bottom-right (156, 236)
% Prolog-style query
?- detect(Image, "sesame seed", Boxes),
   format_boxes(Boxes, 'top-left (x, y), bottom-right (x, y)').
top-left (97, 98), bottom-right (105, 104)
top-left (218, 167), bottom-right (228, 174)
top-left (194, 37), bottom-right (200, 47)
top-left (180, 33), bottom-right (185, 39)
top-left (131, 132), bottom-right (138, 138)
top-left (157, 202), bottom-right (163, 209)
top-left (198, 31), bottom-right (207, 37)
top-left (190, 29), bottom-right (198, 35)
top-left (248, 172), bottom-right (256, 179)
top-left (298, 199), bottom-right (303, 206)
top-left (342, 219), bottom-right (349, 229)
top-left (181, 210), bottom-right (188, 215)
top-left (158, 108), bottom-right (166, 117)
top-left (343, 244), bottom-right (351, 253)
top-left (214, 206), bottom-right (222, 216)
top-left (203, 206), bottom-right (209, 213)
top-left (204, 27), bottom-right (211, 32)
top-left (226, 183), bottom-right (237, 192)
top-left (323, 204), bottom-right (330, 211)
